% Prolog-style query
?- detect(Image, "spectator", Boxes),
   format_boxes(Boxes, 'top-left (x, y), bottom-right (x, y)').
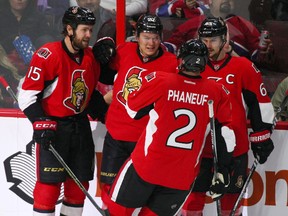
top-left (0, 0), bottom-right (55, 108)
top-left (17, 6), bottom-right (110, 216)
top-left (166, 0), bottom-right (273, 63)
top-left (271, 76), bottom-right (288, 121)
top-left (271, 0), bottom-right (288, 21)
top-left (92, 13), bottom-right (179, 211)
top-left (0, 0), bottom-right (54, 78)
top-left (148, 0), bottom-right (166, 14)
top-left (181, 17), bottom-right (275, 216)
top-left (248, 0), bottom-right (273, 30)
top-left (0, 44), bottom-right (20, 107)
top-left (36, 0), bottom-right (70, 33)
top-left (100, 0), bottom-right (148, 17)
top-left (156, 0), bottom-right (209, 19)
top-left (37, 0), bottom-right (70, 19)
top-left (106, 38), bottom-right (236, 216)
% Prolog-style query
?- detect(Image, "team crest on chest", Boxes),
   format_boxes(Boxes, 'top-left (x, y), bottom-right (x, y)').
top-left (64, 70), bottom-right (88, 113)
top-left (117, 66), bottom-right (146, 106)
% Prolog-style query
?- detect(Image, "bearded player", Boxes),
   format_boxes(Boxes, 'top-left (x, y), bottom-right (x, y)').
top-left (18, 7), bottom-right (110, 216)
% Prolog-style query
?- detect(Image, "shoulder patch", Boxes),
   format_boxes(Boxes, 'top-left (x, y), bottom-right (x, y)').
top-left (37, 47), bottom-right (52, 59)
top-left (145, 72), bottom-right (156, 82)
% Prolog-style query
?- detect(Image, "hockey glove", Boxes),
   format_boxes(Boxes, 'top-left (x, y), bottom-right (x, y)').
top-left (250, 130), bottom-right (274, 164)
top-left (92, 37), bottom-right (116, 64)
top-left (209, 167), bottom-right (230, 201)
top-left (33, 117), bottom-right (57, 150)
top-left (86, 90), bottom-right (109, 122)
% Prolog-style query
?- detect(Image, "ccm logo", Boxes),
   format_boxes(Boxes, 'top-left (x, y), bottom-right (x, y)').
top-left (33, 121), bottom-right (57, 130)
top-left (44, 167), bottom-right (65, 172)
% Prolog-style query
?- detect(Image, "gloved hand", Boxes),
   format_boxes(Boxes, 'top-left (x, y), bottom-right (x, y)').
top-left (209, 167), bottom-right (230, 201)
top-left (250, 130), bottom-right (274, 164)
top-left (33, 117), bottom-right (57, 150)
top-left (92, 37), bottom-right (116, 64)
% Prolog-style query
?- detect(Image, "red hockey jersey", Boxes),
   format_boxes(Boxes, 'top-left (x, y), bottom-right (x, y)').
top-left (201, 55), bottom-right (274, 157)
top-left (126, 71), bottom-right (235, 190)
top-left (18, 41), bottom-right (100, 117)
top-left (105, 42), bottom-right (178, 142)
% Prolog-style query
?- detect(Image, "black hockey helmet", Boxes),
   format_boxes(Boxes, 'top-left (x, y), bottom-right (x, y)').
top-left (198, 17), bottom-right (227, 38)
top-left (62, 6), bottom-right (96, 29)
top-left (177, 39), bottom-right (208, 73)
top-left (136, 14), bottom-right (163, 37)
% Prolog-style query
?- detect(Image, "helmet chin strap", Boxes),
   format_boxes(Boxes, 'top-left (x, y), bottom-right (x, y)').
top-left (212, 38), bottom-right (226, 61)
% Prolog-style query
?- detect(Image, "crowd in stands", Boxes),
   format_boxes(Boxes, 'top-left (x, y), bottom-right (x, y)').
top-left (0, 0), bottom-right (287, 115)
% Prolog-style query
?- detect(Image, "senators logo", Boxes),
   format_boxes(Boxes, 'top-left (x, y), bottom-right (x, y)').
top-left (64, 70), bottom-right (88, 113)
top-left (117, 66), bottom-right (146, 106)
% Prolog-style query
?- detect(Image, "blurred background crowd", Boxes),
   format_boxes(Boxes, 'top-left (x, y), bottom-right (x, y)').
top-left (0, 0), bottom-right (287, 112)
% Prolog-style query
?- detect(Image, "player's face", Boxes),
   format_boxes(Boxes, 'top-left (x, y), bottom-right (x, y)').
top-left (73, 24), bottom-right (93, 49)
top-left (137, 32), bottom-right (161, 57)
top-left (200, 36), bottom-right (225, 60)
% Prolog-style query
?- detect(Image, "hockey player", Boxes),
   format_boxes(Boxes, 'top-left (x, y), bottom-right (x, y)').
top-left (181, 17), bottom-right (275, 216)
top-left (106, 38), bottom-right (236, 216)
top-left (166, 0), bottom-right (273, 62)
top-left (92, 13), bottom-right (179, 211)
top-left (18, 6), bottom-right (110, 216)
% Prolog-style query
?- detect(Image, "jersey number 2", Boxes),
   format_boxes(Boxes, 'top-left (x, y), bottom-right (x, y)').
top-left (167, 109), bottom-right (196, 150)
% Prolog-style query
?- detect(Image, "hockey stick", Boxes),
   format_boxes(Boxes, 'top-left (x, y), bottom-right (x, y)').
top-left (0, 76), bottom-right (18, 103)
top-left (208, 100), bottom-right (222, 216)
top-left (229, 92), bottom-right (288, 216)
top-left (49, 145), bottom-right (110, 216)
top-left (229, 157), bottom-right (258, 216)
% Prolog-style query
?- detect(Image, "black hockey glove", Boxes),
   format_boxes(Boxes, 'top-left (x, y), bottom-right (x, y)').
top-left (209, 166), bottom-right (230, 201)
top-left (33, 117), bottom-right (57, 150)
top-left (86, 90), bottom-right (109, 122)
top-left (250, 130), bottom-right (274, 164)
top-left (93, 37), bottom-right (116, 64)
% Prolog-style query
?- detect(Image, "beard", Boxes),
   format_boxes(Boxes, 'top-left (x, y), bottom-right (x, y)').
top-left (72, 36), bottom-right (89, 50)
